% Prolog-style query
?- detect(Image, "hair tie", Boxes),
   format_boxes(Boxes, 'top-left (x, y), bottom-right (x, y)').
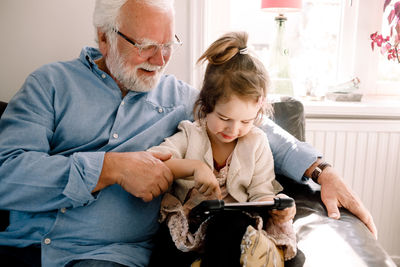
top-left (239, 47), bottom-right (248, 55)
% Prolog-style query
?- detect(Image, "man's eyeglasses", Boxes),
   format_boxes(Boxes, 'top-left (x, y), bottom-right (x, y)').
top-left (113, 29), bottom-right (182, 58)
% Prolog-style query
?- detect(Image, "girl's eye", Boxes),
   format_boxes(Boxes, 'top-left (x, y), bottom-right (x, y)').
top-left (242, 120), bottom-right (254, 124)
top-left (219, 117), bottom-right (229, 121)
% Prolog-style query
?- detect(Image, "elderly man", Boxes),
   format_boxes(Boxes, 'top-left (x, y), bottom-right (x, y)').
top-left (0, 0), bottom-right (376, 266)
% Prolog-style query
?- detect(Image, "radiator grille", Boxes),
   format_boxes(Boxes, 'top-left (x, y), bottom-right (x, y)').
top-left (305, 118), bottom-right (400, 256)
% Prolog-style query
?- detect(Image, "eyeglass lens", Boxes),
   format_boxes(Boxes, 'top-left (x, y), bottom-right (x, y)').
top-left (114, 29), bottom-right (181, 58)
top-left (139, 43), bottom-right (180, 58)
top-left (139, 44), bottom-right (170, 58)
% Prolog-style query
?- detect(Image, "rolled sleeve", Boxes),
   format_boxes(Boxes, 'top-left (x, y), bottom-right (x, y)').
top-left (63, 151), bottom-right (105, 207)
top-left (261, 119), bottom-right (322, 183)
top-left (278, 141), bottom-right (321, 182)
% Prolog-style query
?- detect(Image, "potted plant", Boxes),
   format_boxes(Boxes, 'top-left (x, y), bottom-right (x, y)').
top-left (370, 0), bottom-right (400, 62)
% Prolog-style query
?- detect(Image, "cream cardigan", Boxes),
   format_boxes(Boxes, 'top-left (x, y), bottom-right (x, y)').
top-left (148, 120), bottom-right (283, 203)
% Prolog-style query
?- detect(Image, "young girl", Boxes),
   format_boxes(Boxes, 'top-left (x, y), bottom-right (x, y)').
top-left (148, 31), bottom-right (296, 267)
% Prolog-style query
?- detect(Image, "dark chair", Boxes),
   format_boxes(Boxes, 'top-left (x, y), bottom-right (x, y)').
top-left (0, 101), bottom-right (6, 118)
top-left (0, 101), bottom-right (9, 231)
top-left (0, 99), bottom-right (396, 266)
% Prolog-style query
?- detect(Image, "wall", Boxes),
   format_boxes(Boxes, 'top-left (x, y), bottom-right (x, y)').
top-left (0, 0), bottom-right (192, 102)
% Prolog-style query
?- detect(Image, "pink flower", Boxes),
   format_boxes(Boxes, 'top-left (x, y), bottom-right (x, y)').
top-left (376, 35), bottom-right (384, 47)
top-left (370, 1), bottom-right (400, 63)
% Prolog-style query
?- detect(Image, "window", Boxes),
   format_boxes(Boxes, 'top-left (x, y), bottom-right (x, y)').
top-left (377, 0), bottom-right (400, 95)
top-left (197, 0), bottom-right (400, 98)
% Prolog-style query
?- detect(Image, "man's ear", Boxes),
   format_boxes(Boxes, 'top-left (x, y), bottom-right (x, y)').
top-left (97, 28), bottom-right (109, 57)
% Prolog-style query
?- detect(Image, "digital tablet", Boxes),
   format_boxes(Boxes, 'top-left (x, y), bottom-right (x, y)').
top-left (189, 197), bottom-right (295, 221)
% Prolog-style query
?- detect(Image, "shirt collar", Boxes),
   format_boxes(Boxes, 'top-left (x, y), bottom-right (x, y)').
top-left (79, 46), bottom-right (103, 70)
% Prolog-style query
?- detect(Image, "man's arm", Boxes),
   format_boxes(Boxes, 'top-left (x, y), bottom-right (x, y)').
top-left (93, 151), bottom-right (174, 202)
top-left (261, 118), bottom-right (377, 238)
top-left (0, 75), bottom-right (105, 211)
top-left (95, 154), bottom-right (221, 201)
top-left (260, 118), bottom-right (320, 182)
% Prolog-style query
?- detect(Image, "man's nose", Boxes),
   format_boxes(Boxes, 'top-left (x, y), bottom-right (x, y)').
top-left (149, 47), bottom-right (166, 66)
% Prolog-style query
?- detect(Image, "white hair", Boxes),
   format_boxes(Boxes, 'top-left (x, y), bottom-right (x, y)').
top-left (93, 0), bottom-right (173, 91)
top-left (93, 0), bottom-right (175, 38)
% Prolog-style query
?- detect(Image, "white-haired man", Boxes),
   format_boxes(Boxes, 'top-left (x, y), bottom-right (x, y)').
top-left (0, 0), bottom-right (376, 266)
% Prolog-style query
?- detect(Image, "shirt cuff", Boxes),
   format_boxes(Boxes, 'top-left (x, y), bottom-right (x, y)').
top-left (280, 142), bottom-right (322, 183)
top-left (63, 151), bottom-right (105, 207)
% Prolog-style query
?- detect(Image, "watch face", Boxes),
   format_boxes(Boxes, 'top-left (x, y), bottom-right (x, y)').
top-left (312, 166), bottom-right (322, 180)
top-left (311, 162), bottom-right (332, 182)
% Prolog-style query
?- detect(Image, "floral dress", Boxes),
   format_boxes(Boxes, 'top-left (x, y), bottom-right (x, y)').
top-left (159, 155), bottom-right (297, 260)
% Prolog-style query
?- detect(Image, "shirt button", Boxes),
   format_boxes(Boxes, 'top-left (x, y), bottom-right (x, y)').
top-left (113, 133), bottom-right (119, 139)
top-left (60, 208), bottom-right (66, 214)
top-left (101, 74), bottom-right (106, 79)
top-left (121, 101), bottom-right (125, 106)
top-left (44, 238), bottom-right (51, 245)
top-left (158, 107), bottom-right (163, 113)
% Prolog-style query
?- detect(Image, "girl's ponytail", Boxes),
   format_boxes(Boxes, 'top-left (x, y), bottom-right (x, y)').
top-left (197, 32), bottom-right (248, 65)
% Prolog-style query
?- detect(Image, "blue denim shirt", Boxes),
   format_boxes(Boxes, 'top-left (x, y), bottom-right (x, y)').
top-left (0, 47), bottom-right (319, 266)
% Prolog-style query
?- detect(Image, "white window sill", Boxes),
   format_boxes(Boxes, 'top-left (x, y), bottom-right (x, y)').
top-left (300, 95), bottom-right (400, 119)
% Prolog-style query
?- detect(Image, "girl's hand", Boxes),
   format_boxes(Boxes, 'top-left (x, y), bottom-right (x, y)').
top-left (161, 158), bottom-right (221, 199)
top-left (268, 194), bottom-right (296, 224)
top-left (193, 164), bottom-right (221, 199)
top-left (269, 205), bottom-right (296, 224)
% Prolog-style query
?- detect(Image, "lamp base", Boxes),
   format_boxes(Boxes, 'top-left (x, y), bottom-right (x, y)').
top-left (270, 77), bottom-right (293, 96)
top-left (268, 14), bottom-right (294, 96)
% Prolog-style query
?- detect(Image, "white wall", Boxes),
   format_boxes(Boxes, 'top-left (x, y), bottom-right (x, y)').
top-left (164, 0), bottom-right (193, 87)
top-left (0, 0), bottom-right (191, 102)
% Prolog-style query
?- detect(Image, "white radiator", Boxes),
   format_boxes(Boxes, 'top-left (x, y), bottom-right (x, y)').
top-left (305, 118), bottom-right (400, 257)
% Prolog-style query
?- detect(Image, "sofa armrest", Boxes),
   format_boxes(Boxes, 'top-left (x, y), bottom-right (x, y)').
top-left (277, 176), bottom-right (395, 266)
top-left (272, 97), bottom-right (395, 266)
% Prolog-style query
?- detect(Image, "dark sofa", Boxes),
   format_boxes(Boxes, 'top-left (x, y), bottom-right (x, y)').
top-left (0, 99), bottom-right (396, 266)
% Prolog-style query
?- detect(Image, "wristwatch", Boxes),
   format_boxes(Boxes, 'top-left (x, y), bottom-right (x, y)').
top-left (311, 162), bottom-right (332, 183)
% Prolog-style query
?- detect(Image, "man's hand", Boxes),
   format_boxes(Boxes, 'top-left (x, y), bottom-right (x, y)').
top-left (318, 167), bottom-right (378, 239)
top-left (95, 151), bottom-right (173, 202)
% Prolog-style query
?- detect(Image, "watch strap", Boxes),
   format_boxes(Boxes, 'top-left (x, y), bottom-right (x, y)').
top-left (311, 162), bottom-right (332, 183)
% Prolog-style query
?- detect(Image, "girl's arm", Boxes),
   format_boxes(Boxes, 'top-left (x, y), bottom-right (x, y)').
top-left (164, 158), bottom-right (221, 199)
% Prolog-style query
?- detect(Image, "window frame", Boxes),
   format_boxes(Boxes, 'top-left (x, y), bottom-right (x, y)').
top-left (189, 0), bottom-right (399, 98)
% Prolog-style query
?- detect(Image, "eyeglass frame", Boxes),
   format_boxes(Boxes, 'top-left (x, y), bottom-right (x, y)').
top-left (112, 28), bottom-right (182, 58)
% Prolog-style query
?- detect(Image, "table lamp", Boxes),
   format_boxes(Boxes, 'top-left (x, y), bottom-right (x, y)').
top-left (261, 0), bottom-right (302, 96)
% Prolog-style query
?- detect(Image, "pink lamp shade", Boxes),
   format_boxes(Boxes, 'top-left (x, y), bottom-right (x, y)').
top-left (261, 0), bottom-right (302, 13)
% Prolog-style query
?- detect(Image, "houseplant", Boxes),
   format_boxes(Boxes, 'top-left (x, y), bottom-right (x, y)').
top-left (370, 0), bottom-right (400, 62)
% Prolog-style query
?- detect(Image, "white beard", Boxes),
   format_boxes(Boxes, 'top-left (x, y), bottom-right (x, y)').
top-left (106, 43), bottom-right (167, 92)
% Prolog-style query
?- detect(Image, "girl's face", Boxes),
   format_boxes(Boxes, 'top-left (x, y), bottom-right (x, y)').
top-left (205, 94), bottom-right (259, 144)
